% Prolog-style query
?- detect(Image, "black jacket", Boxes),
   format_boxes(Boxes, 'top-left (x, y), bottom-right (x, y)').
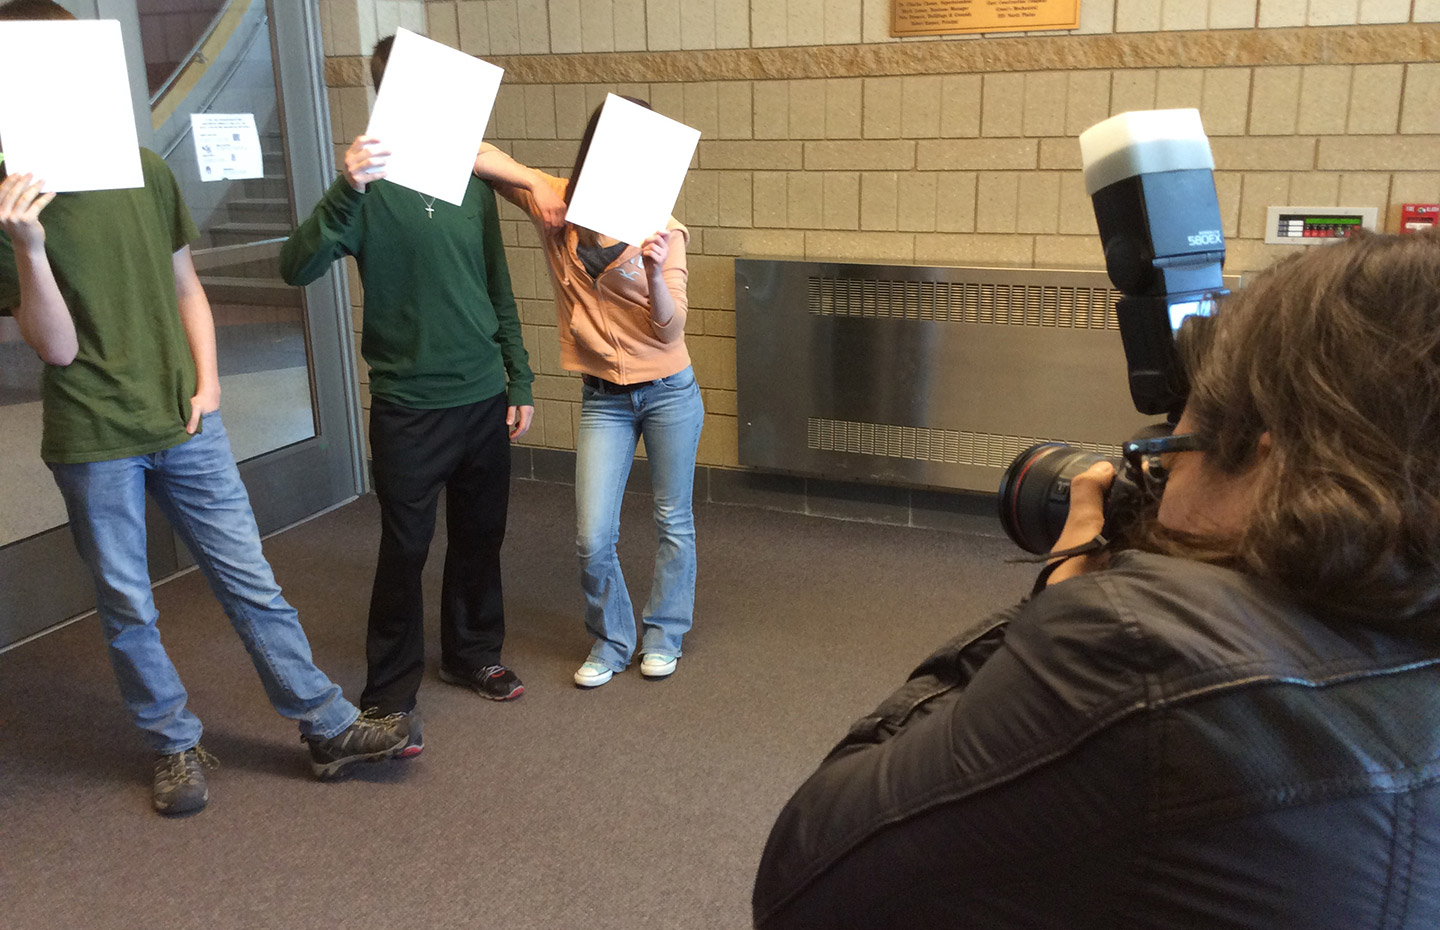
top-left (753, 551), bottom-right (1440, 929)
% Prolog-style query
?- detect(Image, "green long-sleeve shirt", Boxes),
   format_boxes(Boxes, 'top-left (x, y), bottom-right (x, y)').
top-left (280, 175), bottom-right (532, 409)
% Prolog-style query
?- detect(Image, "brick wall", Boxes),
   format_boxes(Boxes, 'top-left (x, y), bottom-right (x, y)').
top-left (318, 0), bottom-right (1440, 468)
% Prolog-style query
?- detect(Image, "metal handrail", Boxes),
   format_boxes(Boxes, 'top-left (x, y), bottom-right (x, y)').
top-left (150, 0), bottom-right (266, 132)
top-left (148, 0), bottom-right (238, 107)
top-left (157, 10), bottom-right (270, 160)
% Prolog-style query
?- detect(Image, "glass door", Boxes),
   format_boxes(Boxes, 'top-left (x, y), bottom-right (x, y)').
top-left (0, 0), bottom-right (362, 649)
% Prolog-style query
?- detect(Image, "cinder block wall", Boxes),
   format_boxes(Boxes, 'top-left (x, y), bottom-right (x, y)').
top-left (317, 0), bottom-right (1440, 473)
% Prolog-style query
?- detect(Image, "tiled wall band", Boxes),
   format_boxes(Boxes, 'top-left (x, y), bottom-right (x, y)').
top-left (319, 1), bottom-right (1440, 469)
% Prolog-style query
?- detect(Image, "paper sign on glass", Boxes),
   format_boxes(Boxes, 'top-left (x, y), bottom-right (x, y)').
top-left (0, 20), bottom-right (142, 192)
top-left (364, 27), bottom-right (503, 207)
top-left (191, 113), bottom-right (264, 182)
top-left (564, 95), bottom-right (701, 247)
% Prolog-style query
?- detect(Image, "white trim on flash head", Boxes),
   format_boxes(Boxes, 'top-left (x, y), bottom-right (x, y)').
top-left (1079, 109), bottom-right (1214, 197)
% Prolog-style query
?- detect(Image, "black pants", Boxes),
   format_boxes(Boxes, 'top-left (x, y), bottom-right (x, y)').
top-left (362, 392), bottom-right (511, 714)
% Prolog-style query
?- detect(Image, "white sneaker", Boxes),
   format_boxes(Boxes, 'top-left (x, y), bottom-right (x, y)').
top-left (574, 660), bottom-right (614, 688)
top-left (640, 654), bottom-right (678, 678)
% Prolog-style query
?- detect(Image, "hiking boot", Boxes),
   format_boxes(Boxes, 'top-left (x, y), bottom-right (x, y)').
top-left (439, 664), bottom-right (524, 701)
top-left (304, 712), bottom-right (409, 779)
top-left (361, 707), bottom-right (423, 759)
top-left (152, 745), bottom-right (217, 816)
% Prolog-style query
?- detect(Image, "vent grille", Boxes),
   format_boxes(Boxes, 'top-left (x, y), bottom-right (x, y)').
top-left (807, 276), bottom-right (1120, 330)
top-left (808, 417), bottom-right (1123, 468)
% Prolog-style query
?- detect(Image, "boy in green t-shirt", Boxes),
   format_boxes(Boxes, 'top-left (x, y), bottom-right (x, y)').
top-left (0, 0), bottom-right (408, 816)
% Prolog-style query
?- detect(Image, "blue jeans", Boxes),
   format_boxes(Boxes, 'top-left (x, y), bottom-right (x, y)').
top-left (576, 366), bottom-right (704, 672)
top-left (49, 410), bottom-right (358, 754)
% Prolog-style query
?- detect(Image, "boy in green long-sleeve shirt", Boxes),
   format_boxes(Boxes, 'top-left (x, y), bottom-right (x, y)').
top-left (281, 36), bottom-right (539, 750)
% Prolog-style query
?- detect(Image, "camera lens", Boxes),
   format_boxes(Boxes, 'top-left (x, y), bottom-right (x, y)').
top-left (997, 443), bottom-right (1113, 554)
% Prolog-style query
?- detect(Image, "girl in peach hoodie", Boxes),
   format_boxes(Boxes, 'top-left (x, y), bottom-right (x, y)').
top-left (476, 98), bottom-right (704, 688)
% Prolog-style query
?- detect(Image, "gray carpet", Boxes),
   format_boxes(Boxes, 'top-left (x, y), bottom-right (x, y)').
top-left (0, 478), bottom-right (1033, 930)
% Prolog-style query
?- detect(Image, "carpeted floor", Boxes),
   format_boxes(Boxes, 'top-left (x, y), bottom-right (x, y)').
top-left (0, 478), bottom-right (1033, 930)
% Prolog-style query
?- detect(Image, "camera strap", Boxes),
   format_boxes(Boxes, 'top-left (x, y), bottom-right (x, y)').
top-left (1012, 533), bottom-right (1111, 594)
top-left (1008, 533), bottom-right (1110, 565)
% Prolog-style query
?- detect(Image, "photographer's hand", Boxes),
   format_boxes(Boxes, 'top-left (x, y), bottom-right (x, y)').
top-left (1046, 460), bottom-right (1114, 586)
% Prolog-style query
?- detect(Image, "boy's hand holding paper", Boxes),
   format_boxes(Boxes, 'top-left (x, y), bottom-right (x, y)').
top-left (0, 173), bottom-right (57, 250)
top-left (343, 136), bottom-right (391, 193)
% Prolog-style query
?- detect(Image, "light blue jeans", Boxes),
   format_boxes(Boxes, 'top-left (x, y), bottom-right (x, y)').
top-left (49, 410), bottom-right (358, 755)
top-left (576, 366), bottom-right (705, 672)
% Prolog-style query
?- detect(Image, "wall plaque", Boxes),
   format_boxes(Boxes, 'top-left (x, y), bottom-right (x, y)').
top-left (892, 0), bottom-right (1080, 37)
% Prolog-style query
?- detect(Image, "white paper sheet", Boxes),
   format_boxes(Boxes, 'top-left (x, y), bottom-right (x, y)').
top-left (364, 27), bottom-right (503, 207)
top-left (0, 20), bottom-right (142, 193)
top-left (191, 113), bottom-right (264, 182)
top-left (563, 95), bottom-right (702, 247)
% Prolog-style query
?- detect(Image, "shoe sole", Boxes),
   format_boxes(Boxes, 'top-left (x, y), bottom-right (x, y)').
top-left (154, 790), bottom-right (208, 816)
top-left (311, 745), bottom-right (403, 780)
top-left (640, 661), bottom-right (678, 679)
top-left (397, 743), bottom-right (424, 759)
top-left (438, 667), bottom-right (525, 701)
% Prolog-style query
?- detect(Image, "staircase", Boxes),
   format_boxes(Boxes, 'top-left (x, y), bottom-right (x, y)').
top-left (196, 128), bottom-right (303, 310)
top-left (147, 0), bottom-right (305, 314)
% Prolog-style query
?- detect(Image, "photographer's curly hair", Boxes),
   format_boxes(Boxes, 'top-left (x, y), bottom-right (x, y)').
top-left (1151, 229), bottom-right (1440, 624)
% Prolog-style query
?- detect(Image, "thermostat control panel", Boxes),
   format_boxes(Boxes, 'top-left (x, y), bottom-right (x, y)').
top-left (1265, 205), bottom-right (1378, 245)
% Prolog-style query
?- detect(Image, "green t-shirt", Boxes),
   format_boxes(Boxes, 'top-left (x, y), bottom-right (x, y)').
top-left (279, 174), bottom-right (532, 410)
top-left (0, 149), bottom-right (200, 464)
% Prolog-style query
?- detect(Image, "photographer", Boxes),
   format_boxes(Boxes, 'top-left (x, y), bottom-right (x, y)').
top-left (752, 230), bottom-right (1440, 929)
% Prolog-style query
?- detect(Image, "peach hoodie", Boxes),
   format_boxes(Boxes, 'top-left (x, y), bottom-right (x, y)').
top-left (496, 172), bottom-right (691, 385)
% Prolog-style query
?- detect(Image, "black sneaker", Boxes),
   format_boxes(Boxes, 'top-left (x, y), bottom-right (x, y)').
top-left (304, 712), bottom-right (409, 779)
top-left (152, 745), bottom-right (216, 816)
top-left (439, 664), bottom-right (524, 701)
top-left (361, 707), bottom-right (423, 759)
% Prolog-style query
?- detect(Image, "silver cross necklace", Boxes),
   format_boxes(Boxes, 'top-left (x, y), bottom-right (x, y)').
top-left (419, 193), bottom-right (436, 219)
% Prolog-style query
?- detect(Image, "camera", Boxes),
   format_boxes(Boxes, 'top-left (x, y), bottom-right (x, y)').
top-left (998, 109), bottom-right (1227, 554)
top-left (997, 444), bottom-right (1144, 555)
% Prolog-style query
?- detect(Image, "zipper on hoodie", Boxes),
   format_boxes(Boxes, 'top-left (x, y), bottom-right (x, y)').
top-left (566, 232), bottom-right (628, 381)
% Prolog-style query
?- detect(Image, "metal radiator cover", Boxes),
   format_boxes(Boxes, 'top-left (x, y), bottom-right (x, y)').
top-left (735, 259), bottom-right (1171, 493)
